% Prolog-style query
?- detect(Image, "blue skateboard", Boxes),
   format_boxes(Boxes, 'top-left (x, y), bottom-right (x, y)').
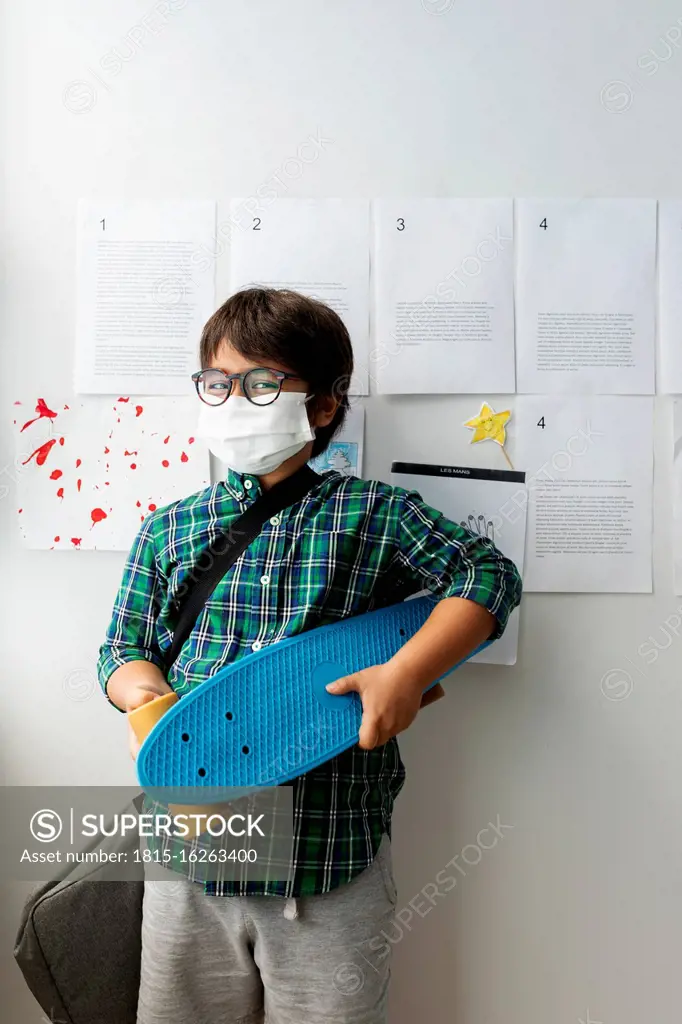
top-left (135, 595), bottom-right (489, 799)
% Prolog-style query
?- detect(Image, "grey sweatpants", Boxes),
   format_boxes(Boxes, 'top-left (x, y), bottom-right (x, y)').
top-left (136, 835), bottom-right (397, 1024)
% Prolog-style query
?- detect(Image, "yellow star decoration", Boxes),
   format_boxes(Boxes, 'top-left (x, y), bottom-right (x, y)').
top-left (464, 403), bottom-right (511, 446)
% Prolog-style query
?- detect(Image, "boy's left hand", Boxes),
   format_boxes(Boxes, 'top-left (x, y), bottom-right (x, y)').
top-left (326, 664), bottom-right (445, 750)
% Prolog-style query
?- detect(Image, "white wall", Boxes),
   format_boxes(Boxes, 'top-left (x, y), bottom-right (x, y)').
top-left (3, 1), bottom-right (682, 1021)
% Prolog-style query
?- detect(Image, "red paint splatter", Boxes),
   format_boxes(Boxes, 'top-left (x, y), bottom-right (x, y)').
top-left (13, 401), bottom-right (21, 405)
top-left (63, 404), bottom-right (69, 410)
top-left (140, 515), bottom-right (144, 522)
top-left (163, 435), bottom-right (170, 444)
top-left (148, 503), bottom-right (157, 511)
top-left (17, 508), bottom-right (23, 513)
top-left (76, 458), bottom-right (81, 468)
top-left (124, 449), bottom-right (138, 457)
top-left (162, 459), bottom-right (169, 468)
top-left (188, 436), bottom-right (195, 444)
top-left (71, 538), bottom-right (81, 548)
top-left (130, 463), bottom-right (137, 470)
top-left (135, 405), bottom-right (143, 417)
top-left (77, 479), bottom-right (82, 492)
top-left (180, 451), bottom-right (188, 463)
top-left (57, 487), bottom-right (64, 499)
top-left (91, 507), bottom-right (107, 524)
top-left (54, 536), bottom-right (60, 542)
top-left (22, 438), bottom-right (56, 466)
top-left (49, 469), bottom-right (63, 480)
top-left (105, 481), bottom-right (110, 486)
top-left (104, 446), bottom-right (110, 454)
top-left (59, 437), bottom-right (65, 446)
top-left (20, 398), bottom-right (58, 432)
top-left (116, 417), bottom-right (120, 423)
top-left (117, 397), bottom-right (130, 403)
top-left (136, 501), bottom-right (141, 508)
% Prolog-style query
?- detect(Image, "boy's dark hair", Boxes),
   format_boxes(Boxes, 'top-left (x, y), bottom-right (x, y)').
top-left (200, 288), bottom-right (353, 458)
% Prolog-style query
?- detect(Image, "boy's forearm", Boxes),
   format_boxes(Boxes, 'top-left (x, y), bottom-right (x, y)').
top-left (387, 596), bottom-right (496, 693)
top-left (106, 660), bottom-right (172, 712)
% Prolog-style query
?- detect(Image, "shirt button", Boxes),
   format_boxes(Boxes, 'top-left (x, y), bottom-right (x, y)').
top-left (270, 515), bottom-right (280, 526)
top-left (234, 491), bottom-right (244, 500)
top-left (260, 575), bottom-right (270, 586)
top-left (244, 479), bottom-right (253, 490)
top-left (251, 640), bottom-right (263, 652)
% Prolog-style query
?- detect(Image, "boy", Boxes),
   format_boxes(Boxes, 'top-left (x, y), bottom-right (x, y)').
top-left (98, 288), bottom-right (522, 1024)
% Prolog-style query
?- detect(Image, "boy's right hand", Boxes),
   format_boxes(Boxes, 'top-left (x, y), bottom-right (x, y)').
top-left (126, 684), bottom-right (175, 760)
top-left (105, 661), bottom-right (174, 760)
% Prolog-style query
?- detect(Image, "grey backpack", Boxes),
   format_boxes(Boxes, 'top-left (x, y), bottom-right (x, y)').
top-left (14, 797), bottom-right (143, 1024)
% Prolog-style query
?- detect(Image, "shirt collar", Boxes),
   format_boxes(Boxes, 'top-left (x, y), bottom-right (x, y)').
top-left (221, 464), bottom-right (334, 504)
top-left (222, 466), bottom-right (262, 501)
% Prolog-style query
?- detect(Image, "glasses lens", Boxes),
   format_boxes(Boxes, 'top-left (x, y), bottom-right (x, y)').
top-left (244, 368), bottom-right (282, 406)
top-left (198, 369), bottom-right (231, 405)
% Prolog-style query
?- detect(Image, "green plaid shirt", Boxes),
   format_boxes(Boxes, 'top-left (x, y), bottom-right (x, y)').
top-left (97, 468), bottom-right (522, 897)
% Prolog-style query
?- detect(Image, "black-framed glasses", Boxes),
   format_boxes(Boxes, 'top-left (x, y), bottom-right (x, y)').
top-left (192, 367), bottom-right (304, 407)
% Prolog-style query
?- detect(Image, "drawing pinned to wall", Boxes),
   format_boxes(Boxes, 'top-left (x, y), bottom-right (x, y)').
top-left (390, 462), bottom-right (527, 665)
top-left (11, 397), bottom-right (210, 550)
top-left (463, 401), bottom-right (514, 469)
top-left (310, 404), bottom-right (365, 477)
top-left (324, 445), bottom-right (357, 475)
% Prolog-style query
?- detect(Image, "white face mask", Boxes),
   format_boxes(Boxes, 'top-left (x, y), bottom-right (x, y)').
top-left (196, 392), bottom-right (315, 475)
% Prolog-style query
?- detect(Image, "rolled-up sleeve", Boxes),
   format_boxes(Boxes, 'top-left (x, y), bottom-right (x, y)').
top-left (392, 489), bottom-right (522, 640)
top-left (97, 515), bottom-right (167, 708)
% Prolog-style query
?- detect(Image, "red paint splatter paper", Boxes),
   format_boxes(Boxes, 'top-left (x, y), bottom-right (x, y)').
top-left (12, 396), bottom-right (209, 550)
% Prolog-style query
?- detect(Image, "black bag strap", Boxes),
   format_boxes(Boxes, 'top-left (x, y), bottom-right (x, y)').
top-left (371, 562), bottom-right (421, 609)
top-left (166, 464), bottom-right (322, 670)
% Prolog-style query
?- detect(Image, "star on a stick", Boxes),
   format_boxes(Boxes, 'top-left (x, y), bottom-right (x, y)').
top-left (464, 403), bottom-right (511, 446)
top-left (463, 402), bottom-right (514, 469)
